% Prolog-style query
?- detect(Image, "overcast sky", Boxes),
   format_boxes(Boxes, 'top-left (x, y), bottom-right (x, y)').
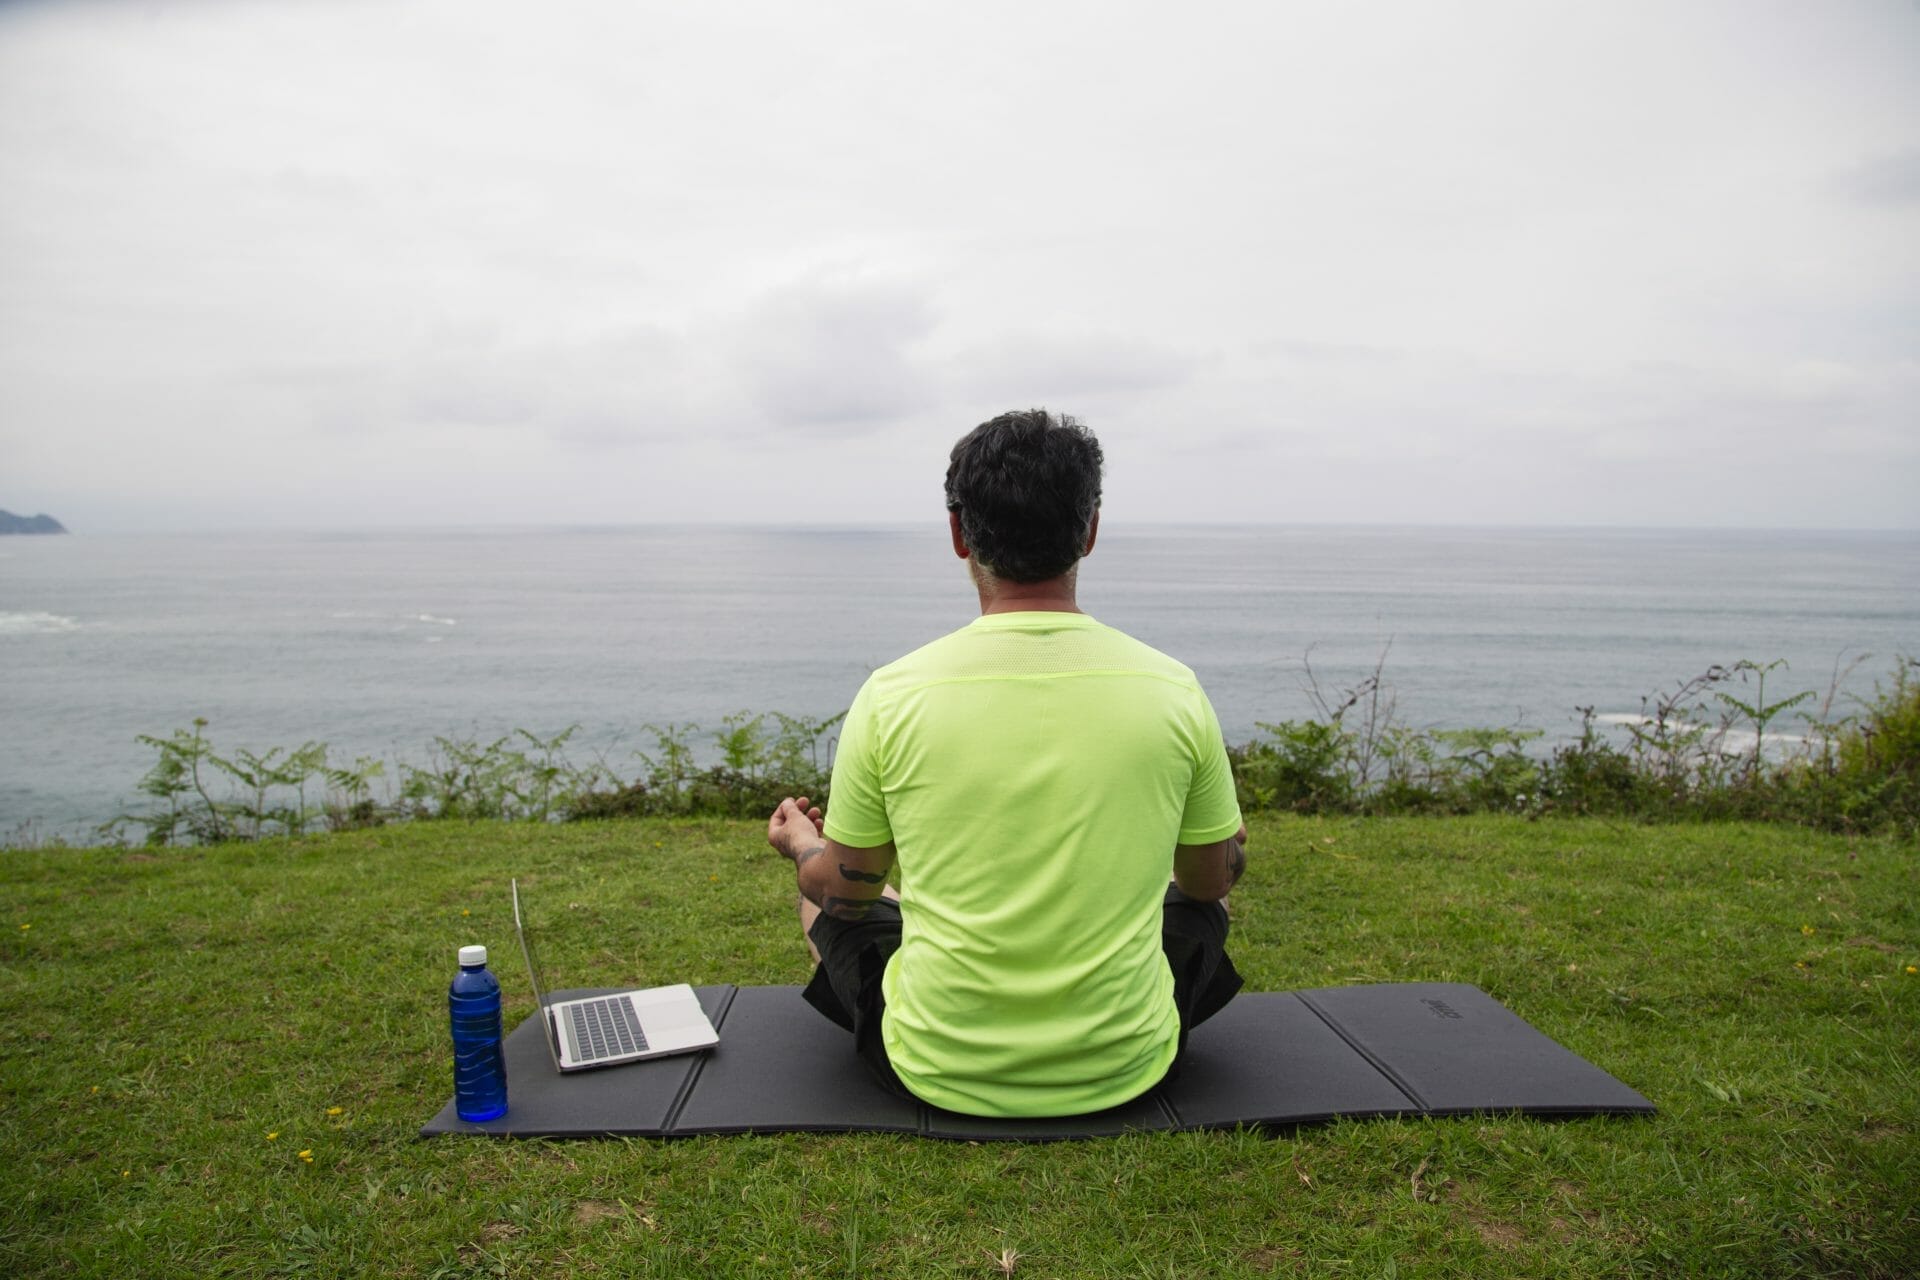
top-left (2, 0), bottom-right (1915, 532)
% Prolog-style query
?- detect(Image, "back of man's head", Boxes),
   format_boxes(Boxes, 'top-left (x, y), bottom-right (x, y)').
top-left (944, 409), bottom-right (1104, 584)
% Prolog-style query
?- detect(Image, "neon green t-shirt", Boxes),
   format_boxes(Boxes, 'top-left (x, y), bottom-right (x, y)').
top-left (821, 610), bottom-right (1243, 1117)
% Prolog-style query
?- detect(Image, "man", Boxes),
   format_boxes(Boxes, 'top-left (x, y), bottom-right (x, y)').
top-left (765, 409), bottom-right (1248, 1118)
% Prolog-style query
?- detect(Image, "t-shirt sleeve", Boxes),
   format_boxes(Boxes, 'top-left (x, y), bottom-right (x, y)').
top-left (822, 678), bottom-right (893, 848)
top-left (1177, 687), bottom-right (1243, 845)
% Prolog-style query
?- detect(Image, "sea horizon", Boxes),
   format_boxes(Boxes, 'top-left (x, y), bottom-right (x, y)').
top-left (4, 522), bottom-right (1916, 842)
top-left (14, 518), bottom-right (1920, 538)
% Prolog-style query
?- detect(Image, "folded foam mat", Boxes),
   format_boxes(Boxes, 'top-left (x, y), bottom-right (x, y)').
top-left (421, 983), bottom-right (1652, 1140)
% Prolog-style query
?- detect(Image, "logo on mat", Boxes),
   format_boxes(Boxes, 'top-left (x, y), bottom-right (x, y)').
top-left (1421, 998), bottom-right (1464, 1020)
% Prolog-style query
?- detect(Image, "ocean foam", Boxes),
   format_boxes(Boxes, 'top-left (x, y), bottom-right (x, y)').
top-left (0, 611), bottom-right (79, 636)
top-left (327, 610), bottom-right (458, 626)
top-left (1593, 712), bottom-right (1808, 755)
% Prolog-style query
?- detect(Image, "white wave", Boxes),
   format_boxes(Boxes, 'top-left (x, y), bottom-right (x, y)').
top-left (1716, 727), bottom-right (1810, 750)
top-left (0, 611), bottom-right (79, 635)
top-left (1592, 712), bottom-right (1809, 756)
top-left (328, 610), bottom-right (457, 626)
top-left (424, 634), bottom-right (445, 644)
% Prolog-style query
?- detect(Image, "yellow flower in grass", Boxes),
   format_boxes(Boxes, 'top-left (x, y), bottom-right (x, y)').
top-left (18, 923), bottom-right (28, 931)
top-left (1908, 965), bottom-right (1917, 975)
top-left (266, 1131), bottom-right (279, 1141)
top-left (461, 909), bottom-right (470, 917)
top-left (326, 1106), bottom-right (343, 1116)
top-left (1801, 924), bottom-right (1816, 936)
top-left (298, 1149), bottom-right (314, 1163)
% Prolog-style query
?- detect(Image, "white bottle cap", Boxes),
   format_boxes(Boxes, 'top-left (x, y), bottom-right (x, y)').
top-left (459, 944), bottom-right (487, 967)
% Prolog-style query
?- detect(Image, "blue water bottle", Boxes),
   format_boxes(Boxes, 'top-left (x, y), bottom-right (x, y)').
top-left (450, 944), bottom-right (508, 1121)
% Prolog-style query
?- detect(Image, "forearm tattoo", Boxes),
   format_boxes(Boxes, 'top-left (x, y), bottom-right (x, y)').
top-left (838, 864), bottom-right (886, 884)
top-left (821, 895), bottom-right (876, 921)
top-left (793, 843), bottom-right (825, 869)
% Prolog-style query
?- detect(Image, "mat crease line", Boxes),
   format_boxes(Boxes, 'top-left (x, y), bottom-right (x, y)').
top-left (662, 984), bottom-right (738, 1135)
top-left (1292, 991), bottom-right (1430, 1111)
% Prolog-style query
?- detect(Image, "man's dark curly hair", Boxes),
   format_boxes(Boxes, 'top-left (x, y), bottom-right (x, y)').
top-left (944, 409), bottom-right (1104, 584)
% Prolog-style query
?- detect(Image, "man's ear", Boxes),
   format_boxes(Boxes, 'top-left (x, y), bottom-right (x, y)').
top-left (949, 510), bottom-right (970, 560)
top-left (1083, 509), bottom-right (1100, 557)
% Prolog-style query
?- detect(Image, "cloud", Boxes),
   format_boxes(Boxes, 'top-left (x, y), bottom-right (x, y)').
top-left (2, 0), bottom-right (1917, 529)
top-left (1250, 338), bottom-right (1409, 367)
top-left (244, 324), bottom-right (704, 448)
top-left (951, 333), bottom-right (1195, 404)
top-left (1835, 148), bottom-right (1920, 206)
top-left (1521, 356), bottom-right (1920, 469)
top-left (730, 268), bottom-right (939, 432)
top-left (220, 266), bottom-right (962, 456)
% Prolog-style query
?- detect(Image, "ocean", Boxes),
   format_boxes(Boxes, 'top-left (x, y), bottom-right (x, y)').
top-left (3, 524), bottom-right (1916, 841)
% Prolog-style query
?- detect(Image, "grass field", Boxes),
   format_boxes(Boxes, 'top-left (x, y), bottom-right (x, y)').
top-left (2, 815), bottom-right (1915, 1278)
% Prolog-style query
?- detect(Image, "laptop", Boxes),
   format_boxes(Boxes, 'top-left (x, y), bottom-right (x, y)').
top-left (510, 878), bottom-right (720, 1072)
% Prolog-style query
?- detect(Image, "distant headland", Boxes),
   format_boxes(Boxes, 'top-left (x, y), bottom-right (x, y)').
top-left (0, 509), bottom-right (68, 535)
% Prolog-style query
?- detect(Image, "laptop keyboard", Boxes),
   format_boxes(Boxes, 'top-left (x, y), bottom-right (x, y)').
top-left (568, 996), bottom-right (649, 1062)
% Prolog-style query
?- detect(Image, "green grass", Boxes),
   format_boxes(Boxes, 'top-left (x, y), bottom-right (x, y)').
top-left (2, 816), bottom-right (1916, 1278)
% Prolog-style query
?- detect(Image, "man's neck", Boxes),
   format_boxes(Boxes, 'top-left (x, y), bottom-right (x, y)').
top-left (973, 564), bottom-right (1082, 615)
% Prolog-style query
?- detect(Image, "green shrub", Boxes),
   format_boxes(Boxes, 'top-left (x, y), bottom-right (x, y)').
top-left (1794, 655), bottom-right (1920, 834)
top-left (1535, 710), bottom-right (1649, 817)
top-left (396, 727), bottom-right (614, 821)
top-left (1228, 657), bottom-right (1919, 835)
top-left (1235, 719), bottom-right (1354, 814)
top-left (105, 659), bottom-right (1920, 845)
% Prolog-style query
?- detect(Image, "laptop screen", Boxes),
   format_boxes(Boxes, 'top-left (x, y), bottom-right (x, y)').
top-left (510, 878), bottom-right (564, 1071)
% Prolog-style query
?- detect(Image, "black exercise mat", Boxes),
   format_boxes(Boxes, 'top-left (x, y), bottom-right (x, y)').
top-left (1294, 982), bottom-right (1654, 1116)
top-left (1154, 991), bottom-right (1420, 1129)
top-left (670, 984), bottom-right (921, 1135)
top-left (421, 983), bottom-right (1652, 1140)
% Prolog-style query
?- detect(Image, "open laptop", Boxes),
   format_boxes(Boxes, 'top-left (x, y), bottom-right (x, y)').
top-left (510, 878), bottom-right (720, 1072)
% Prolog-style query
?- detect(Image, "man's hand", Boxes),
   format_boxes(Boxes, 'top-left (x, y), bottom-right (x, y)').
top-left (767, 796), bottom-right (826, 864)
top-left (767, 795), bottom-right (897, 920)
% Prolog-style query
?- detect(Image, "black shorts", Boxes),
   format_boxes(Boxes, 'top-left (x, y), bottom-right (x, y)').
top-left (800, 884), bottom-right (1243, 1105)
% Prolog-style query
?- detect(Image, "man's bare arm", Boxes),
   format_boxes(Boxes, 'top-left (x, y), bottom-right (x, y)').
top-left (767, 796), bottom-right (897, 919)
top-left (1172, 824), bottom-right (1248, 902)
